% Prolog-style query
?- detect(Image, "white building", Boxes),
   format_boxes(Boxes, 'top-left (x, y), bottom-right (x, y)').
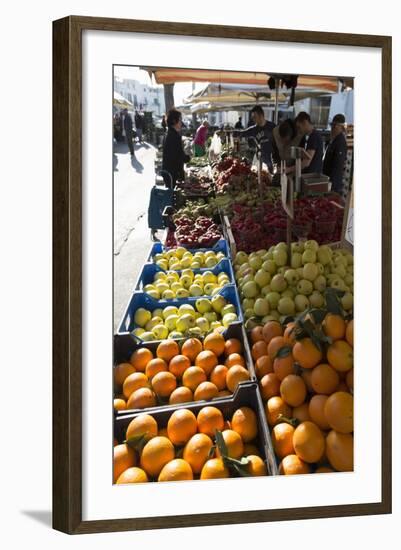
top-left (114, 77), bottom-right (165, 116)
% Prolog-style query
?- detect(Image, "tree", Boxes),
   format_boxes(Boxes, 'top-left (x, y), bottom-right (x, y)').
top-left (164, 83), bottom-right (175, 112)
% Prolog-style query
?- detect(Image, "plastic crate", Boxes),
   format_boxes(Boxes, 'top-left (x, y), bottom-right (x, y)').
top-left (114, 380), bottom-right (278, 476)
top-left (117, 285), bottom-right (242, 337)
top-left (134, 259), bottom-right (235, 294)
top-left (147, 238), bottom-right (231, 262)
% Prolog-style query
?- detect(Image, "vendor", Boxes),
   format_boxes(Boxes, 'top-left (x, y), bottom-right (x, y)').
top-left (235, 106), bottom-right (276, 172)
top-left (272, 118), bottom-right (303, 164)
top-left (162, 109), bottom-right (191, 188)
top-left (193, 120), bottom-right (209, 157)
top-left (323, 114), bottom-right (348, 194)
top-left (283, 112), bottom-right (323, 175)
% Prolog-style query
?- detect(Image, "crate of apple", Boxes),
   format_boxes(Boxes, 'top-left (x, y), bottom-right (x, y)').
top-left (175, 216), bottom-right (222, 249)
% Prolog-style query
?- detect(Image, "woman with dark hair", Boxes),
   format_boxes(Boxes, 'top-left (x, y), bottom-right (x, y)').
top-left (272, 118), bottom-right (302, 165)
top-left (162, 109), bottom-right (191, 187)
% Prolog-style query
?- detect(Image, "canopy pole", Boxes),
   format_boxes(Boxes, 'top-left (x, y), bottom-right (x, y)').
top-left (274, 78), bottom-right (279, 124)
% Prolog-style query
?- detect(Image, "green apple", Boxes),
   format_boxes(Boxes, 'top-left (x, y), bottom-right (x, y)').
top-left (169, 331), bottom-right (184, 339)
top-left (262, 252), bottom-right (274, 262)
top-left (165, 314), bottom-right (179, 331)
top-left (277, 267), bottom-right (288, 275)
top-left (169, 261), bottom-right (182, 270)
top-left (176, 314), bottom-right (196, 332)
top-left (302, 249), bottom-right (317, 265)
top-left (156, 259), bottom-right (169, 271)
top-left (153, 253), bottom-right (165, 262)
top-left (132, 327), bottom-right (145, 337)
top-left (341, 292), bottom-right (353, 310)
top-left (344, 274), bottom-right (353, 286)
top-left (180, 275), bottom-right (193, 289)
top-left (254, 298), bottom-right (270, 317)
top-left (152, 324), bottom-right (169, 340)
top-left (210, 321), bottom-right (222, 331)
top-left (269, 310), bottom-right (280, 321)
top-left (316, 263), bottom-right (325, 275)
top-left (154, 271), bottom-right (167, 281)
top-left (140, 331), bottom-right (156, 342)
top-left (175, 288), bottom-right (190, 299)
top-left (211, 287), bottom-right (222, 296)
top-left (254, 269), bottom-right (271, 288)
top-left (317, 246), bottom-right (332, 265)
top-left (273, 249), bottom-right (287, 267)
top-left (134, 308), bottom-right (151, 328)
top-left (178, 304), bottom-right (196, 317)
top-left (291, 252), bottom-right (302, 269)
top-left (180, 256), bottom-right (192, 268)
top-left (191, 261), bottom-right (201, 269)
top-left (291, 241), bottom-right (304, 253)
top-left (189, 284), bottom-right (204, 297)
top-left (314, 275), bottom-right (327, 292)
top-left (278, 297), bottom-right (295, 315)
top-left (222, 313), bottom-right (238, 328)
top-left (144, 284), bottom-right (157, 293)
top-left (261, 285), bottom-right (271, 297)
top-left (155, 282), bottom-right (169, 294)
top-left (242, 298), bottom-right (255, 310)
top-left (275, 242), bottom-right (288, 251)
top-left (147, 289), bottom-right (161, 300)
top-left (204, 283), bottom-right (218, 295)
top-left (202, 272), bottom-right (216, 285)
top-left (221, 304), bottom-right (236, 317)
top-left (249, 256), bottom-right (263, 270)
top-left (270, 274), bottom-right (287, 293)
top-left (294, 294), bottom-right (310, 312)
top-left (162, 306), bottom-right (178, 319)
top-left (205, 311), bottom-right (218, 323)
top-left (256, 248), bottom-right (268, 256)
top-left (196, 317), bottom-right (210, 333)
top-left (281, 288), bottom-right (295, 299)
top-left (262, 315), bottom-right (278, 323)
top-left (331, 278), bottom-right (347, 292)
top-left (242, 281), bottom-right (259, 298)
top-left (171, 282), bottom-right (183, 293)
top-left (244, 308), bottom-right (255, 319)
top-left (309, 291), bottom-right (324, 308)
top-left (262, 260), bottom-right (277, 275)
top-left (332, 264), bottom-right (347, 279)
top-left (304, 240), bottom-right (319, 252)
top-left (205, 256), bottom-right (217, 268)
top-left (284, 269), bottom-right (299, 285)
top-left (145, 316), bottom-right (163, 331)
top-left (196, 298), bottom-right (212, 314)
top-left (211, 295), bottom-right (226, 313)
top-left (303, 263), bottom-right (319, 282)
top-left (188, 327), bottom-right (203, 338)
top-left (242, 273), bottom-right (255, 286)
top-left (296, 279), bottom-right (313, 296)
top-left (162, 289), bottom-right (175, 300)
top-left (266, 292), bottom-right (280, 310)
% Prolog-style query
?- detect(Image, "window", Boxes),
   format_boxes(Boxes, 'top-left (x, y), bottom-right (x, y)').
top-left (127, 93), bottom-right (132, 102)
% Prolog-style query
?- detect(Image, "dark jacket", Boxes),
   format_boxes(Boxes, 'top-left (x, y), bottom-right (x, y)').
top-left (323, 132), bottom-right (348, 193)
top-left (162, 127), bottom-right (190, 187)
top-left (240, 121), bottom-right (276, 169)
top-left (135, 113), bottom-right (143, 129)
top-left (123, 113), bottom-right (133, 134)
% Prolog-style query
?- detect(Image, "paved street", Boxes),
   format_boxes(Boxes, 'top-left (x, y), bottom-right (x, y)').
top-left (113, 139), bottom-right (160, 331)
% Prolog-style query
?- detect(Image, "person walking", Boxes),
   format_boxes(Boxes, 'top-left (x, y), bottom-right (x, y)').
top-left (323, 114), bottom-right (348, 194)
top-left (162, 109), bottom-right (191, 188)
top-left (193, 120), bottom-right (209, 157)
top-left (122, 109), bottom-right (135, 157)
top-left (134, 110), bottom-right (144, 143)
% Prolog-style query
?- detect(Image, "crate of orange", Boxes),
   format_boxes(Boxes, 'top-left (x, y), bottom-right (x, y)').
top-left (248, 304), bottom-right (354, 475)
top-left (113, 324), bottom-right (256, 413)
top-left (113, 380), bottom-right (278, 484)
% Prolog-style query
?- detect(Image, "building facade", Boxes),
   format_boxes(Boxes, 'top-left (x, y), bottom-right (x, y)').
top-left (114, 77), bottom-right (165, 116)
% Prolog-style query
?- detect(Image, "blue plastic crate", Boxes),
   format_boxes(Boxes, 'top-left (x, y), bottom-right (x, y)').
top-left (117, 284), bottom-right (242, 337)
top-left (146, 238), bottom-right (231, 262)
top-left (134, 258), bottom-right (235, 296)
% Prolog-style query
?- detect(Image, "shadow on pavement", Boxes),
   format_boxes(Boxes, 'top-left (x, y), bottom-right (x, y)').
top-left (114, 141), bottom-right (130, 155)
top-left (131, 156), bottom-right (144, 173)
top-left (21, 510), bottom-right (52, 528)
top-left (136, 142), bottom-right (151, 150)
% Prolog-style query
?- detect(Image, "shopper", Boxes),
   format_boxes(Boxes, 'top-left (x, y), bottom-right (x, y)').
top-left (193, 120), bottom-right (209, 157)
top-left (323, 114), bottom-right (348, 194)
top-left (122, 109), bottom-right (135, 157)
top-left (272, 118), bottom-right (302, 164)
top-left (162, 109), bottom-right (191, 188)
top-left (234, 117), bottom-right (243, 130)
top-left (134, 110), bottom-right (144, 143)
top-left (161, 114), bottom-right (167, 132)
top-left (235, 106), bottom-right (276, 172)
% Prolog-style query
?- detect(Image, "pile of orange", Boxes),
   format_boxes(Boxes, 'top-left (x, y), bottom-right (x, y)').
top-left (113, 405), bottom-right (267, 483)
top-left (251, 316), bottom-right (354, 474)
top-left (114, 333), bottom-right (251, 411)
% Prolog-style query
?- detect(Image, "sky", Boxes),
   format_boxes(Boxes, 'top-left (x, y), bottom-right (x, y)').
top-left (114, 65), bottom-right (203, 106)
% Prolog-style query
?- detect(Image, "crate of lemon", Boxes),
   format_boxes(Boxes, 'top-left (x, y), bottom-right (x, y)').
top-left (114, 324), bottom-right (256, 411)
top-left (113, 381), bottom-right (278, 483)
top-left (117, 285), bottom-right (241, 340)
top-left (249, 312), bottom-right (354, 474)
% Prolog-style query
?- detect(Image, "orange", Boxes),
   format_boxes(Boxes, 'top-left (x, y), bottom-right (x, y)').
top-left (122, 372), bottom-right (149, 399)
top-left (280, 374), bottom-right (307, 407)
top-left (114, 363), bottom-right (136, 387)
top-left (262, 321), bottom-right (283, 344)
top-left (322, 313), bottom-right (346, 341)
top-left (327, 340), bottom-right (353, 372)
top-left (265, 396), bottom-right (292, 426)
top-left (195, 350), bottom-right (219, 376)
top-left (216, 429), bottom-right (244, 459)
top-left (231, 406), bottom-right (258, 442)
top-left (345, 319), bottom-right (353, 347)
top-left (167, 409), bottom-right (197, 446)
top-left (293, 421), bottom-right (325, 463)
top-left (273, 354), bottom-right (295, 381)
top-left (250, 326), bottom-right (265, 344)
top-left (243, 443), bottom-right (260, 456)
top-left (246, 455), bottom-right (267, 476)
top-left (326, 430), bottom-right (353, 471)
top-left (156, 339), bottom-right (180, 362)
top-left (145, 358), bottom-right (168, 379)
top-left (203, 332), bottom-right (225, 356)
top-left (255, 355), bottom-right (273, 379)
top-left (251, 340), bottom-right (268, 361)
top-left (130, 348), bottom-right (153, 372)
top-left (226, 365), bottom-right (250, 392)
top-left (151, 371), bottom-right (177, 398)
top-left (140, 436), bottom-right (175, 477)
top-left (116, 466), bottom-right (148, 484)
top-left (114, 398), bottom-right (127, 411)
top-left (272, 422), bottom-right (295, 459)
top-left (279, 454), bottom-right (310, 475)
top-left (301, 368), bottom-right (314, 393)
top-left (126, 387), bottom-right (156, 410)
top-left (182, 366), bottom-right (207, 391)
top-left (158, 459), bottom-right (193, 482)
top-left (210, 365), bottom-right (228, 390)
top-left (324, 391), bottom-right (353, 433)
top-left (293, 338), bottom-right (323, 369)
top-left (194, 381), bottom-right (219, 401)
top-left (224, 338), bottom-right (242, 356)
top-left (168, 354), bottom-right (191, 378)
top-left (126, 413), bottom-right (158, 441)
top-left (292, 402), bottom-right (311, 423)
top-left (346, 369), bottom-right (353, 392)
top-left (267, 336), bottom-right (288, 361)
top-left (283, 322), bottom-right (297, 345)
top-left (315, 466), bottom-right (334, 473)
top-left (181, 338), bottom-right (203, 362)
top-left (113, 443), bottom-right (136, 482)
top-left (169, 386), bottom-right (194, 405)
top-left (200, 458), bottom-right (229, 479)
top-left (260, 373), bottom-right (280, 400)
top-left (183, 433), bottom-right (214, 474)
top-left (308, 394), bottom-right (330, 430)
top-left (310, 363), bottom-right (340, 395)
top-left (225, 353), bottom-right (246, 368)
top-left (197, 406), bottom-right (224, 437)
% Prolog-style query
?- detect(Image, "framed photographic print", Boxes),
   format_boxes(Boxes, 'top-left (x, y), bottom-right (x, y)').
top-left (53, 16), bottom-right (392, 534)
